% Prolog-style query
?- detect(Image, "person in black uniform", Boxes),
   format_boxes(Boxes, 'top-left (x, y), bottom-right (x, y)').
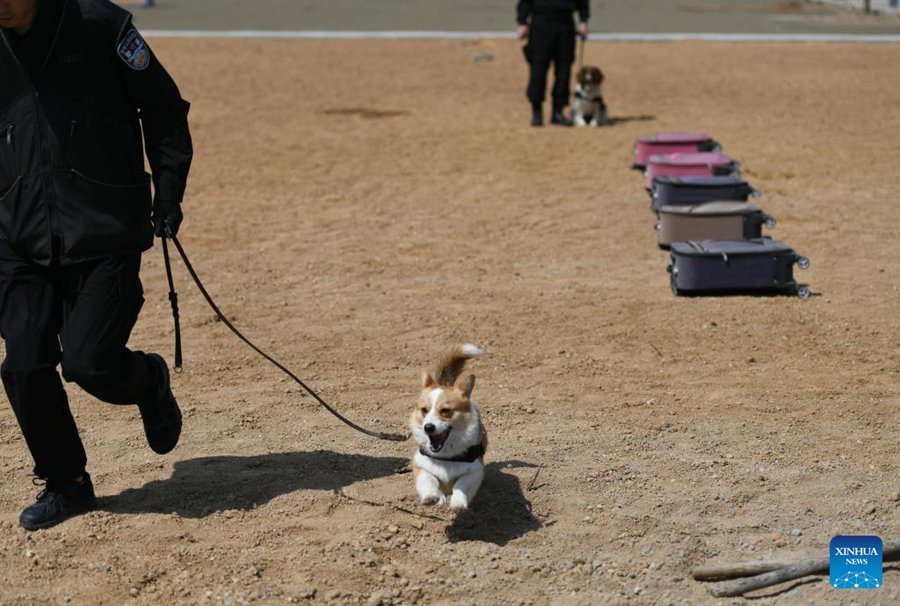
top-left (516, 0), bottom-right (590, 126)
top-left (0, 0), bottom-right (193, 530)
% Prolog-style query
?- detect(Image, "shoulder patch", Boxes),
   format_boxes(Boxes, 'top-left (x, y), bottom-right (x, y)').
top-left (117, 29), bottom-right (151, 71)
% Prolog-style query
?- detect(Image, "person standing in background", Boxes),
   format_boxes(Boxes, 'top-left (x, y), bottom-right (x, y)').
top-left (516, 0), bottom-right (590, 126)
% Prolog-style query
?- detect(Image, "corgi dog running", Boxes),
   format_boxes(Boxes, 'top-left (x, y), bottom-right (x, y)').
top-left (410, 344), bottom-right (487, 512)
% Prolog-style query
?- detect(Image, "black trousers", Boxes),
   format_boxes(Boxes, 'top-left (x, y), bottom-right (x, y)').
top-left (525, 14), bottom-right (577, 111)
top-left (0, 241), bottom-right (157, 482)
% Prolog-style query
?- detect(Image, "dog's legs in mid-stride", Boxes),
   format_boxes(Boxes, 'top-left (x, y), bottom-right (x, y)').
top-left (415, 470), bottom-right (445, 506)
top-left (448, 465), bottom-right (484, 512)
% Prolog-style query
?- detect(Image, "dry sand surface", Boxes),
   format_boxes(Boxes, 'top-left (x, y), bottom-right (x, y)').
top-left (1, 38), bottom-right (899, 605)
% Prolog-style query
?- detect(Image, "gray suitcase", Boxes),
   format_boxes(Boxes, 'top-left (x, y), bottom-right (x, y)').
top-left (656, 201), bottom-right (775, 248)
top-left (668, 238), bottom-right (811, 298)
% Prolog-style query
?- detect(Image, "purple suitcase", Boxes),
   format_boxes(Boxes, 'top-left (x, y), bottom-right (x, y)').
top-left (651, 175), bottom-right (759, 214)
top-left (644, 152), bottom-right (738, 190)
top-left (668, 237), bottom-right (810, 298)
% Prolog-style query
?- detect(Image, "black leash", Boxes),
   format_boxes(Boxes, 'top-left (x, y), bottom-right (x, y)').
top-left (160, 234), bottom-right (407, 442)
top-left (161, 237), bottom-right (182, 371)
top-left (577, 32), bottom-right (585, 69)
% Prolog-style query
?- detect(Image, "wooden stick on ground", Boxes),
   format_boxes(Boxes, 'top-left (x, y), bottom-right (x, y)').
top-left (709, 556), bottom-right (830, 598)
top-left (701, 538), bottom-right (899, 598)
top-left (526, 463), bottom-right (544, 491)
top-left (693, 559), bottom-right (796, 581)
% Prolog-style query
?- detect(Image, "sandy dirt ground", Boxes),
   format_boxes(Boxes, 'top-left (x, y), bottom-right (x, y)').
top-left (1, 37), bottom-right (899, 605)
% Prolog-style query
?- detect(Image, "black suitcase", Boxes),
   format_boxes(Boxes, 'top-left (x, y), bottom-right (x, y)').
top-left (668, 238), bottom-right (810, 298)
top-left (652, 175), bottom-right (758, 214)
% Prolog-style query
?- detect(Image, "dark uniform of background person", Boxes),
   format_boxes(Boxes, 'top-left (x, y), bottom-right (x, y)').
top-left (516, 0), bottom-right (590, 126)
top-left (0, 0), bottom-right (193, 530)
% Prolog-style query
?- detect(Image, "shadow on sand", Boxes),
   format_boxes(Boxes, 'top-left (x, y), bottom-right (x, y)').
top-left (445, 460), bottom-right (542, 546)
top-left (743, 577), bottom-right (821, 600)
top-left (101, 450), bottom-right (407, 518)
top-left (604, 114), bottom-right (655, 126)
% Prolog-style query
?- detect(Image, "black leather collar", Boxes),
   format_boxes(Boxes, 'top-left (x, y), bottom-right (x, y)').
top-left (419, 442), bottom-right (485, 463)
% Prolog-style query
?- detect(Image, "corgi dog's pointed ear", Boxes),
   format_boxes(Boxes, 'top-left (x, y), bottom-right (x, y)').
top-left (422, 371), bottom-right (437, 389)
top-left (457, 374), bottom-right (475, 398)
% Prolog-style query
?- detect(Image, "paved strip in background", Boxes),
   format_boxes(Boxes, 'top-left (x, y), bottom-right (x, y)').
top-left (817, 0), bottom-right (900, 13)
top-left (141, 29), bottom-right (900, 42)
top-left (122, 0), bottom-right (900, 34)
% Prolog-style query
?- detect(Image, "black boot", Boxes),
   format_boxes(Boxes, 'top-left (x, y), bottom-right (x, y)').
top-left (530, 104), bottom-right (543, 127)
top-left (551, 109), bottom-right (573, 127)
top-left (20, 473), bottom-right (97, 530)
top-left (138, 353), bottom-right (182, 454)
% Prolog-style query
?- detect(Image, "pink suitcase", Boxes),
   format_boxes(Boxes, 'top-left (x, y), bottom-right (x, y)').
top-left (644, 152), bottom-right (738, 190)
top-left (632, 132), bottom-right (720, 169)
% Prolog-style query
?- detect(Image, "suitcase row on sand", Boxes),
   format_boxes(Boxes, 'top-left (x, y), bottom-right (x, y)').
top-left (632, 132), bottom-right (811, 299)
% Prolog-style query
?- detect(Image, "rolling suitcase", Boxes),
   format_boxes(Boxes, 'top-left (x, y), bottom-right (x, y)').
top-left (632, 132), bottom-right (720, 169)
top-left (644, 152), bottom-right (739, 190)
top-left (656, 201), bottom-right (775, 248)
top-left (651, 175), bottom-right (759, 214)
top-left (668, 237), bottom-right (810, 298)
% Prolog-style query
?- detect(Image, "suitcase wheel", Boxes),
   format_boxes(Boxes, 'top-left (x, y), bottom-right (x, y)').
top-left (765, 216), bottom-right (777, 229)
top-left (796, 256), bottom-right (810, 270)
top-left (796, 285), bottom-right (811, 300)
top-left (668, 266), bottom-right (682, 296)
top-left (654, 222), bottom-right (661, 231)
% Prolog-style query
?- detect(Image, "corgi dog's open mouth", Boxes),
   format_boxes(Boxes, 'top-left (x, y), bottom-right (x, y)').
top-left (428, 428), bottom-right (451, 453)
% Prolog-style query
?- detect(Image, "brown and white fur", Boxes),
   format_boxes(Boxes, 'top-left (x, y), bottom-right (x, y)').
top-left (571, 66), bottom-right (608, 127)
top-left (410, 343), bottom-right (487, 512)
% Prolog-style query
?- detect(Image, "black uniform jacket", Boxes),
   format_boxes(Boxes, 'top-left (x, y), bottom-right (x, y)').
top-left (517, 0), bottom-right (590, 24)
top-left (0, 0), bottom-right (192, 265)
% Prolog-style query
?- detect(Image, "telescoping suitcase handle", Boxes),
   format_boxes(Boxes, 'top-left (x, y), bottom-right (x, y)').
top-left (685, 240), bottom-right (707, 253)
top-left (686, 239), bottom-right (779, 264)
top-left (685, 240), bottom-right (731, 263)
top-left (687, 239), bottom-right (774, 252)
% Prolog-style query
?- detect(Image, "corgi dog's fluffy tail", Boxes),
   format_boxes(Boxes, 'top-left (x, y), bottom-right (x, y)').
top-left (426, 343), bottom-right (483, 387)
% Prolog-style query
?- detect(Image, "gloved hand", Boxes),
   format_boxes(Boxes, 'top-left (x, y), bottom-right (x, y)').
top-left (152, 198), bottom-right (183, 237)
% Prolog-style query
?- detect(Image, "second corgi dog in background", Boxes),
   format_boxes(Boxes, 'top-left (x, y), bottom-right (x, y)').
top-left (410, 343), bottom-right (487, 512)
top-left (571, 65), bottom-right (608, 127)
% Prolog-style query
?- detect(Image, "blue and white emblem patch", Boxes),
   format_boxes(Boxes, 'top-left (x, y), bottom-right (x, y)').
top-left (117, 29), bottom-right (151, 71)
